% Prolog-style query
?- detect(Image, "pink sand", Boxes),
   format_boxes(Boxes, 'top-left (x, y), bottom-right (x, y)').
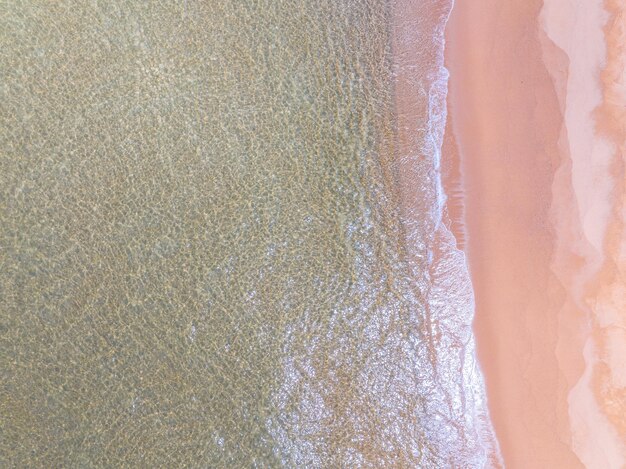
top-left (444, 0), bottom-right (626, 466)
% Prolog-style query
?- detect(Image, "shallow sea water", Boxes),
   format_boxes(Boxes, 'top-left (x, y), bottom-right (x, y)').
top-left (1, 1), bottom-right (496, 467)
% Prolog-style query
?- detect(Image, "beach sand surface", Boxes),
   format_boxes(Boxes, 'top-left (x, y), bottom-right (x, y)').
top-left (445, 0), bottom-right (626, 466)
top-left (446, 0), bottom-right (591, 466)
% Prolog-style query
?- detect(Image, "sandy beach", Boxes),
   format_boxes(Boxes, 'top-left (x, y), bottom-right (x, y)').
top-left (1, 0), bottom-right (622, 466)
top-left (445, 2), bottom-right (585, 465)
top-left (445, 0), bottom-right (626, 466)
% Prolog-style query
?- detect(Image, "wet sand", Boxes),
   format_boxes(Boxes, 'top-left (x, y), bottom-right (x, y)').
top-left (445, 0), bottom-right (626, 466)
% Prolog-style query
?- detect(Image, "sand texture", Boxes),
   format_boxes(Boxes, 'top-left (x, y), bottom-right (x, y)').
top-left (445, 0), bottom-right (626, 467)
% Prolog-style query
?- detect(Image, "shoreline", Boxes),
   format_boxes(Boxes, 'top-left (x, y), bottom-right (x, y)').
top-left (390, 0), bottom-right (501, 465)
top-left (443, 0), bottom-right (585, 466)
